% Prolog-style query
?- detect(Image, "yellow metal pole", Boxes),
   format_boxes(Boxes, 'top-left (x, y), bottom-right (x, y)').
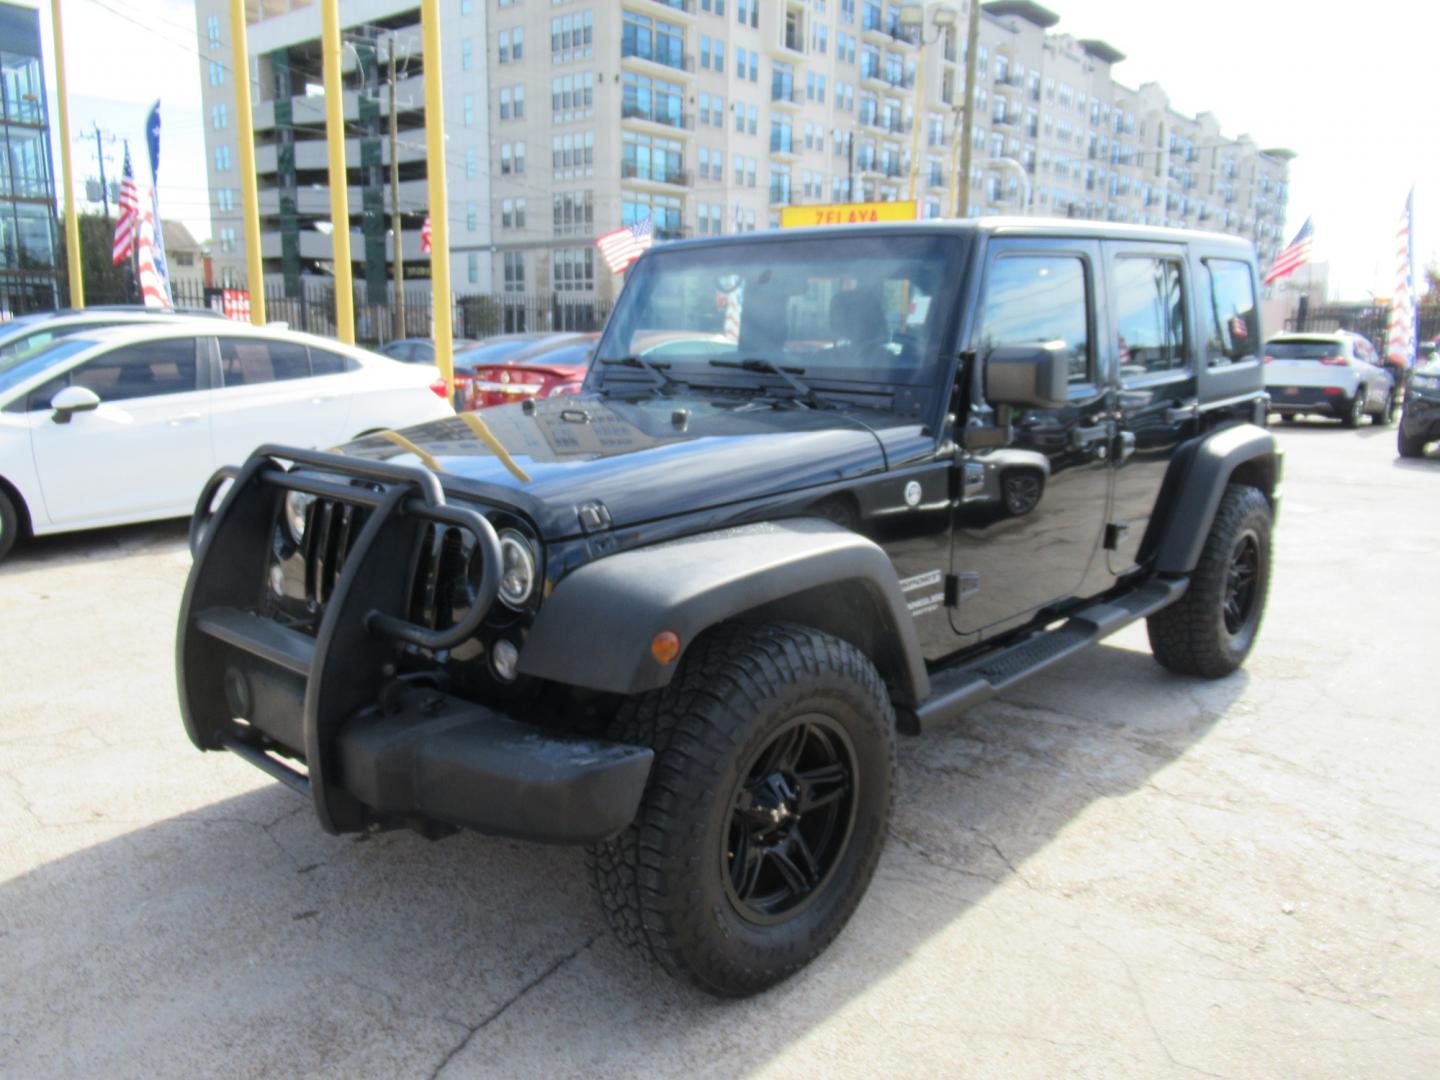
top-left (229, 0), bottom-right (266, 325)
top-left (420, 0), bottom-right (454, 400)
top-left (50, 0), bottom-right (83, 307)
top-left (320, 0), bottom-right (355, 344)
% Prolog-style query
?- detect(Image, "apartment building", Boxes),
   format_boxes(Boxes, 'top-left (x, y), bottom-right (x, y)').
top-left (196, 0), bottom-right (1292, 311)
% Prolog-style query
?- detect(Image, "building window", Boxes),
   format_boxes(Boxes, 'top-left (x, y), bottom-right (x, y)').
top-left (621, 12), bottom-right (685, 70)
top-left (621, 131), bottom-right (684, 184)
top-left (551, 131), bottom-right (595, 175)
top-left (206, 15), bottom-right (221, 48)
top-left (461, 0), bottom-right (472, 13)
top-left (214, 145), bottom-right (231, 171)
top-left (504, 251), bottom-right (525, 291)
top-left (462, 39), bottom-right (473, 71)
top-left (552, 190), bottom-right (595, 236)
top-left (551, 11), bottom-right (595, 59)
top-left (468, 252), bottom-right (479, 285)
top-left (464, 94), bottom-right (475, 125)
top-left (468, 148), bottom-right (479, 177)
top-left (622, 192), bottom-right (682, 240)
top-left (622, 72), bottom-right (685, 128)
top-left (211, 103), bottom-right (228, 130)
top-left (500, 88), bottom-right (511, 119)
top-left (554, 247), bottom-right (595, 292)
top-left (466, 203), bottom-right (478, 231)
top-left (208, 61), bottom-right (225, 86)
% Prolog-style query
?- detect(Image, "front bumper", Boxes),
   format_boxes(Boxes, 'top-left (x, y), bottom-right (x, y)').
top-left (1401, 395), bottom-right (1440, 440)
top-left (177, 446), bottom-right (652, 843)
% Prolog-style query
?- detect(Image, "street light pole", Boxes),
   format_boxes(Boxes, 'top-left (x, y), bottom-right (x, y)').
top-left (902, 5), bottom-right (956, 207)
top-left (955, 0), bottom-right (981, 217)
top-left (387, 38), bottom-right (406, 339)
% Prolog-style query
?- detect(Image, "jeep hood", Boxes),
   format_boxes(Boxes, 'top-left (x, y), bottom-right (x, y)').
top-left (335, 393), bottom-right (895, 539)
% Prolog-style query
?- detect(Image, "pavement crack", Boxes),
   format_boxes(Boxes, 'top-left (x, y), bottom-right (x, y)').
top-left (428, 935), bottom-right (599, 1079)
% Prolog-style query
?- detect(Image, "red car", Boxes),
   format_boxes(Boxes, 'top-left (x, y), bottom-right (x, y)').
top-left (465, 332), bottom-right (598, 409)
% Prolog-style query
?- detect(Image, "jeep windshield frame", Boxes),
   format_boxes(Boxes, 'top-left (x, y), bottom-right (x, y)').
top-left (589, 230), bottom-right (970, 408)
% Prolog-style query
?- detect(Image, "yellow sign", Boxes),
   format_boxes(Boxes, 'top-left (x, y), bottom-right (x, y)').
top-left (779, 200), bottom-right (920, 228)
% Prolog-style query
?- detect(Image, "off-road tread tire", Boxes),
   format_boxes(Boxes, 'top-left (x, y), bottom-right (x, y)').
top-left (1146, 484), bottom-right (1271, 679)
top-left (1397, 427), bottom-right (1426, 458)
top-left (0, 488), bottom-right (19, 563)
top-left (587, 621), bottom-right (896, 998)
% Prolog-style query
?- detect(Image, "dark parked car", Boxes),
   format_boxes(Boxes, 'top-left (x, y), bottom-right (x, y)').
top-left (1398, 359), bottom-right (1440, 457)
top-left (177, 220), bottom-right (1280, 997)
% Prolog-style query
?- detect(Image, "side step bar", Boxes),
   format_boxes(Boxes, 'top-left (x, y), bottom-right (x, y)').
top-left (906, 576), bottom-right (1188, 731)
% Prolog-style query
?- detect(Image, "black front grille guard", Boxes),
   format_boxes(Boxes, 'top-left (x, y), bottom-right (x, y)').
top-left (177, 444), bottom-right (503, 833)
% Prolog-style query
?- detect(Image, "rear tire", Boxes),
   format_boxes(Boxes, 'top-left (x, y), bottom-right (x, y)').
top-left (1342, 391), bottom-right (1365, 428)
top-left (1147, 484), bottom-right (1272, 679)
top-left (0, 488), bottom-right (19, 564)
top-left (1376, 391), bottom-right (1397, 426)
top-left (588, 621), bottom-right (896, 997)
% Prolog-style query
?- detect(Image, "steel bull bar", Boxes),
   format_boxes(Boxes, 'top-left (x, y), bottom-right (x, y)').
top-left (175, 444), bottom-right (653, 843)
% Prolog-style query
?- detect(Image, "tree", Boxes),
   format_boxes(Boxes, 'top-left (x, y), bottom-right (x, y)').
top-left (1421, 264), bottom-right (1440, 310)
top-left (55, 212), bottom-right (135, 306)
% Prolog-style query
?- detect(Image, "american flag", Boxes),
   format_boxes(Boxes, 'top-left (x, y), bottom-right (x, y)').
top-left (420, 214), bottom-right (432, 255)
top-left (1263, 217), bottom-right (1313, 286)
top-left (111, 145), bottom-right (140, 266)
top-left (1384, 189), bottom-right (1416, 369)
top-left (136, 207), bottom-right (172, 310)
top-left (596, 219), bottom-right (654, 274)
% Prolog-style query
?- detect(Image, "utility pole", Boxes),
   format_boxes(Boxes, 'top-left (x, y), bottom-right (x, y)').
top-left (86, 124), bottom-right (111, 220)
top-left (955, 0), bottom-right (981, 217)
top-left (388, 38), bottom-right (406, 338)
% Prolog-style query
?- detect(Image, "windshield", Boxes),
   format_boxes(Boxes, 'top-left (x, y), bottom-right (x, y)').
top-left (1267, 340), bottom-right (1344, 360)
top-left (0, 338), bottom-right (97, 399)
top-left (594, 233), bottom-right (964, 389)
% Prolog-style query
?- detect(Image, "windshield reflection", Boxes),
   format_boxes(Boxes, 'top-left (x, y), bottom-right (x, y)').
top-left (595, 233), bottom-right (965, 388)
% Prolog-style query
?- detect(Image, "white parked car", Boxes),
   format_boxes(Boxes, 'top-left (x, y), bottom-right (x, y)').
top-left (0, 306), bottom-right (226, 363)
top-left (1264, 331), bottom-right (1397, 428)
top-left (0, 322), bottom-right (453, 561)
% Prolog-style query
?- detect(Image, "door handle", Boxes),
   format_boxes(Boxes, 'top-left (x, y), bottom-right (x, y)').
top-left (310, 395), bottom-right (336, 405)
top-left (1165, 402), bottom-right (1198, 423)
top-left (1116, 430), bottom-right (1137, 463)
top-left (168, 414), bottom-right (203, 426)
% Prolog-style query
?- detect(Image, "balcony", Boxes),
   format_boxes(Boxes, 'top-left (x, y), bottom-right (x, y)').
top-left (770, 84), bottom-right (804, 108)
top-left (621, 101), bottom-right (693, 131)
top-left (620, 43), bottom-right (695, 76)
top-left (621, 162), bottom-right (691, 187)
top-left (769, 133), bottom-right (799, 157)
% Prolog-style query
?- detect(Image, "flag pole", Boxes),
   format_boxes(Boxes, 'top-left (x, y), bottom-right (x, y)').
top-left (421, 0), bottom-right (454, 400)
top-left (50, 0), bottom-right (84, 308)
top-left (320, 0), bottom-right (355, 344)
top-left (229, 0), bottom-right (267, 325)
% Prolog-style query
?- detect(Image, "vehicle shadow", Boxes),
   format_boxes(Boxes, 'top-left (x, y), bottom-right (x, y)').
top-left (0, 518), bottom-right (189, 576)
top-left (0, 640), bottom-right (1247, 1076)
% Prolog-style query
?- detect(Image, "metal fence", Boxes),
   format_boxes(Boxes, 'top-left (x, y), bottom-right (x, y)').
top-left (1286, 303), bottom-right (1440, 347)
top-left (74, 278), bottom-right (613, 347)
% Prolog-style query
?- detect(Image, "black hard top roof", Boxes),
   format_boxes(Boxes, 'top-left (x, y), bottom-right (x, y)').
top-left (652, 217), bottom-right (1256, 256)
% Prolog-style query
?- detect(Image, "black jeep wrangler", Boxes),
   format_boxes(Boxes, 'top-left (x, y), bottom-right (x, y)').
top-left (177, 221), bottom-right (1281, 997)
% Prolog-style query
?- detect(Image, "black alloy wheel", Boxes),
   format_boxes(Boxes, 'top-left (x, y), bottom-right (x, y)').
top-left (1221, 533), bottom-right (1261, 636)
top-left (1001, 470), bottom-right (1044, 516)
top-left (723, 716), bottom-right (857, 924)
top-left (1343, 391), bottom-right (1366, 428)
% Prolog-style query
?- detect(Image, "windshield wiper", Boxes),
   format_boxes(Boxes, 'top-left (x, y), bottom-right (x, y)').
top-left (708, 357), bottom-right (826, 407)
top-left (597, 355), bottom-right (679, 393)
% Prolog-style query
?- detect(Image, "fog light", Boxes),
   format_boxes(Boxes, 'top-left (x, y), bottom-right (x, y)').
top-left (492, 638), bottom-right (519, 682)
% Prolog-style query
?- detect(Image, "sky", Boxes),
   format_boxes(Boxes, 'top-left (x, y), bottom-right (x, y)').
top-left (31, 0), bottom-right (1440, 301)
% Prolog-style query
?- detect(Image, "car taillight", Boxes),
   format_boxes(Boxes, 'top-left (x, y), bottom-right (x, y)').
top-left (545, 380), bottom-right (584, 397)
top-left (1322, 387), bottom-right (1342, 395)
top-left (428, 378), bottom-right (449, 398)
top-left (1319, 355), bottom-right (1347, 366)
top-left (1263, 355), bottom-right (1273, 364)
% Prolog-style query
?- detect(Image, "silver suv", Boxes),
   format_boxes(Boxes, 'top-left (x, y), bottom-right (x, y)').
top-left (1264, 331), bottom-right (1397, 427)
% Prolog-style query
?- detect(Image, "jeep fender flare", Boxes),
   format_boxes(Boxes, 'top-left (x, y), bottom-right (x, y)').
top-left (1149, 422), bottom-right (1282, 575)
top-left (517, 518), bottom-right (930, 705)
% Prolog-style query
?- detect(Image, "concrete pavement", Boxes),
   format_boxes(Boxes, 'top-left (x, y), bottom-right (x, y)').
top-left (1, 421), bottom-right (1437, 1078)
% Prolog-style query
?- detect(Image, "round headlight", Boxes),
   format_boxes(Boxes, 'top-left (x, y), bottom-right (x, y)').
top-left (497, 529), bottom-right (536, 608)
top-left (284, 491), bottom-right (314, 543)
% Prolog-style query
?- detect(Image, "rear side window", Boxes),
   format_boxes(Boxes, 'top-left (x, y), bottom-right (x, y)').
top-left (980, 255), bottom-right (1092, 384)
top-left (1203, 260), bottom-right (1259, 366)
top-left (1113, 257), bottom-right (1187, 378)
top-left (218, 338), bottom-right (311, 385)
top-left (71, 339), bottom-right (199, 401)
top-left (309, 347), bottom-right (356, 376)
top-left (1267, 340), bottom-right (1343, 360)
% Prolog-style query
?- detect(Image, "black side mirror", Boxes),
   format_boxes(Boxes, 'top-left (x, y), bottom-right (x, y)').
top-left (49, 386), bottom-right (102, 424)
top-left (985, 342), bottom-right (1071, 410)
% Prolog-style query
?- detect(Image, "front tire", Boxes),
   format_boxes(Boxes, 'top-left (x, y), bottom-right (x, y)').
top-left (1146, 484), bottom-right (1272, 678)
top-left (588, 622), bottom-right (896, 997)
top-left (1398, 426), bottom-right (1427, 458)
top-left (0, 488), bottom-right (19, 563)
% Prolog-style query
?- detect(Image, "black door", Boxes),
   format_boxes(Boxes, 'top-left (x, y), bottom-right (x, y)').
top-left (951, 239), bottom-right (1113, 638)
top-left (1103, 241), bottom-right (1199, 574)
